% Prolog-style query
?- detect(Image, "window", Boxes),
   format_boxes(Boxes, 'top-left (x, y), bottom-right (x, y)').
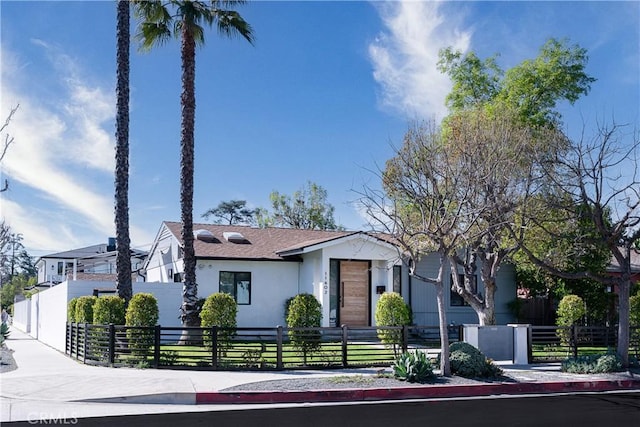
top-left (220, 271), bottom-right (251, 305)
top-left (450, 274), bottom-right (477, 307)
top-left (393, 265), bottom-right (402, 295)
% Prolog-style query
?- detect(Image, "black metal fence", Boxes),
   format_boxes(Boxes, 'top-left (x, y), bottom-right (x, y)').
top-left (529, 325), bottom-right (640, 362)
top-left (65, 323), bottom-right (463, 370)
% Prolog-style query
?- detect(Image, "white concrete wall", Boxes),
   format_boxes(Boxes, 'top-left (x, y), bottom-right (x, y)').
top-left (12, 297), bottom-right (31, 333)
top-left (31, 282), bottom-right (69, 351)
top-left (133, 282), bottom-right (183, 328)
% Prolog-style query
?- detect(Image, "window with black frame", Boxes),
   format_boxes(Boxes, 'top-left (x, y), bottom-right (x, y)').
top-left (219, 271), bottom-right (251, 305)
top-left (450, 273), bottom-right (477, 307)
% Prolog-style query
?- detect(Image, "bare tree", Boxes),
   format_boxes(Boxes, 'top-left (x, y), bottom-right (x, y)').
top-left (0, 105), bottom-right (19, 192)
top-left (516, 121), bottom-right (639, 366)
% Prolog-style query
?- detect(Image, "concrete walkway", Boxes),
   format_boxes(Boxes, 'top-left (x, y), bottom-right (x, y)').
top-left (2, 328), bottom-right (639, 422)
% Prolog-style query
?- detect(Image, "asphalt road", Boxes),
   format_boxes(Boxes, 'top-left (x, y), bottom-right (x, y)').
top-left (5, 391), bottom-right (639, 427)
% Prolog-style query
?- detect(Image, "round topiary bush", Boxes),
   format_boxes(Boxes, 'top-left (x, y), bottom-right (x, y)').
top-left (556, 294), bottom-right (586, 345)
top-left (200, 293), bottom-right (238, 353)
top-left (74, 296), bottom-right (98, 324)
top-left (93, 296), bottom-right (126, 325)
top-left (286, 293), bottom-right (322, 364)
top-left (375, 292), bottom-right (412, 356)
top-left (125, 293), bottom-right (159, 356)
top-left (449, 342), bottom-right (502, 379)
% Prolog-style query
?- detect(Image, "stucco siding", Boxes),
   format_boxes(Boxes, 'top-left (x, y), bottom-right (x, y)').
top-left (194, 259), bottom-right (300, 327)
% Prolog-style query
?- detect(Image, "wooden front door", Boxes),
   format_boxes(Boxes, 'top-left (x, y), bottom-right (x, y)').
top-left (339, 260), bottom-right (370, 326)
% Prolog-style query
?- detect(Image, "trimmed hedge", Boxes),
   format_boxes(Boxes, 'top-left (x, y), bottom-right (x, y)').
top-left (375, 292), bottom-right (411, 356)
top-left (74, 296), bottom-right (97, 323)
top-left (93, 296), bottom-right (126, 325)
top-left (125, 293), bottom-right (159, 356)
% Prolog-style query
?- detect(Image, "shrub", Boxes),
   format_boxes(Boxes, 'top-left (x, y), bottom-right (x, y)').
top-left (393, 351), bottom-right (435, 383)
top-left (449, 342), bottom-right (502, 379)
top-left (93, 296), bottom-right (126, 325)
top-left (67, 298), bottom-right (78, 323)
top-left (125, 293), bottom-right (159, 356)
top-left (74, 296), bottom-right (97, 323)
top-left (631, 292), bottom-right (640, 357)
top-left (375, 292), bottom-right (411, 357)
top-left (562, 353), bottom-right (623, 374)
top-left (556, 294), bottom-right (586, 345)
top-left (286, 293), bottom-right (322, 364)
top-left (200, 293), bottom-right (237, 354)
top-left (1, 321), bottom-right (10, 345)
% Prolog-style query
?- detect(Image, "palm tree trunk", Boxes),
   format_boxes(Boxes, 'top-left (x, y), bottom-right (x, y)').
top-left (115, 0), bottom-right (132, 304)
top-left (179, 26), bottom-right (200, 338)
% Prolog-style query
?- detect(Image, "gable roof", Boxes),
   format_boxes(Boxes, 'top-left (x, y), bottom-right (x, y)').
top-left (162, 221), bottom-right (391, 261)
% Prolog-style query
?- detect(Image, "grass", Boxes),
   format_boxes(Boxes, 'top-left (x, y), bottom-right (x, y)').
top-left (115, 340), bottom-right (399, 368)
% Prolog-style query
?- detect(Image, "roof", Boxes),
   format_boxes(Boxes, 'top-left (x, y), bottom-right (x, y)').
top-left (607, 248), bottom-right (640, 273)
top-left (162, 222), bottom-right (388, 261)
top-left (37, 243), bottom-right (110, 260)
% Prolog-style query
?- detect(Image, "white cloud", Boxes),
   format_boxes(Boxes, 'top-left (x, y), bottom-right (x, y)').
top-left (369, 1), bottom-right (472, 121)
top-left (0, 43), bottom-right (119, 253)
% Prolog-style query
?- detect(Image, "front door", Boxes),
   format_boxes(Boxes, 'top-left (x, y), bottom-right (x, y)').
top-left (339, 260), bottom-right (370, 326)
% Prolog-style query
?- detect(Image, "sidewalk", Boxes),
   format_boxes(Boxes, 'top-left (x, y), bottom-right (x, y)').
top-left (2, 328), bottom-right (639, 421)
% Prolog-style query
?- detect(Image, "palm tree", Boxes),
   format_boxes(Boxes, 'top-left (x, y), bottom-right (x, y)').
top-left (115, 0), bottom-right (132, 304)
top-left (133, 1), bottom-right (254, 334)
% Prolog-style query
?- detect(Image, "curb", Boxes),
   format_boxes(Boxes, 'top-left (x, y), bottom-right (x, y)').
top-left (196, 379), bottom-right (640, 404)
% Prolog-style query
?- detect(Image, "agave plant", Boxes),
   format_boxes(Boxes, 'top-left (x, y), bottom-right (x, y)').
top-left (393, 351), bottom-right (435, 383)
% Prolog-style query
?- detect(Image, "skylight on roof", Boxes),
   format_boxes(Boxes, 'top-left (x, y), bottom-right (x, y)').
top-left (223, 231), bottom-right (248, 243)
top-left (194, 229), bottom-right (217, 243)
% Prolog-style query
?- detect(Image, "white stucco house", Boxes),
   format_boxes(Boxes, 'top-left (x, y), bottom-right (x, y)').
top-left (144, 222), bottom-right (404, 328)
top-left (144, 222), bottom-right (517, 328)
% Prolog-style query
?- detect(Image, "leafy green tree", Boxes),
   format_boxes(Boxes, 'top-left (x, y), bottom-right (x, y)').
top-left (286, 293), bottom-right (322, 364)
top-left (133, 0), bottom-right (254, 335)
top-left (375, 292), bottom-right (412, 356)
top-left (260, 181), bottom-right (342, 230)
top-left (438, 37), bottom-right (595, 127)
top-left (115, 0), bottom-right (132, 304)
top-left (93, 296), bottom-right (126, 325)
top-left (200, 292), bottom-right (237, 356)
top-left (202, 200), bottom-right (255, 225)
top-left (0, 275), bottom-right (35, 310)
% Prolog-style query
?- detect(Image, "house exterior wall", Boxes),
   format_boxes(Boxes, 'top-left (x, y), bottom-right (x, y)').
top-left (316, 237), bottom-right (402, 327)
top-left (194, 259), bottom-right (301, 327)
top-left (410, 252), bottom-right (517, 326)
top-left (145, 231), bottom-right (183, 283)
top-left (37, 258), bottom-right (77, 284)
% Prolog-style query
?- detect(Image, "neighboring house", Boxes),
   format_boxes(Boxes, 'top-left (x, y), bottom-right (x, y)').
top-left (35, 238), bottom-right (147, 289)
top-left (144, 222), bottom-right (518, 328)
top-left (606, 249), bottom-right (640, 289)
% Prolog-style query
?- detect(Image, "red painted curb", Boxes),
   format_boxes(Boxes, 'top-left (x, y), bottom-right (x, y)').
top-left (195, 380), bottom-right (640, 405)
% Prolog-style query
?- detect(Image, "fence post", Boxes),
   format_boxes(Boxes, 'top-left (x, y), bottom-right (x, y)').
top-left (82, 323), bottom-right (88, 364)
top-left (276, 326), bottom-right (284, 370)
top-left (65, 323), bottom-right (70, 355)
top-left (108, 324), bottom-right (115, 365)
top-left (341, 325), bottom-right (348, 368)
top-left (74, 323), bottom-right (79, 360)
top-left (153, 326), bottom-right (161, 368)
top-left (211, 326), bottom-right (218, 369)
top-left (402, 325), bottom-right (409, 353)
top-left (572, 325), bottom-right (578, 359)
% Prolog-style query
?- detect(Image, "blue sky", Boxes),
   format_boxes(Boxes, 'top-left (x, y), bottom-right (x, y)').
top-left (1, 1), bottom-right (638, 258)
